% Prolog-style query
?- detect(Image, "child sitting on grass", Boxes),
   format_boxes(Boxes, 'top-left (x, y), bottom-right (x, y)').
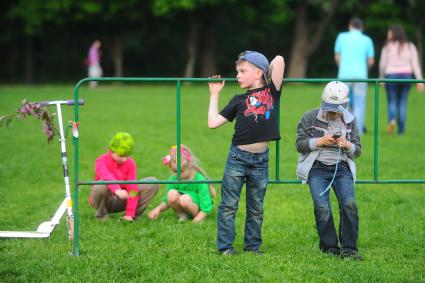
top-left (148, 145), bottom-right (215, 223)
top-left (90, 132), bottom-right (159, 222)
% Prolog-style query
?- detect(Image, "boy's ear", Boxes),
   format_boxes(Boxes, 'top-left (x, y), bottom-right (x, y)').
top-left (256, 69), bottom-right (263, 80)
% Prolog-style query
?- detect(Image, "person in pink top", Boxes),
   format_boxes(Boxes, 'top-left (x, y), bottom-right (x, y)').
top-left (87, 39), bottom-right (103, 88)
top-left (379, 24), bottom-right (424, 134)
top-left (90, 132), bottom-right (159, 222)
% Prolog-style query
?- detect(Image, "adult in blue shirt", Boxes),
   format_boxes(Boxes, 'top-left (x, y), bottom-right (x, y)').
top-left (334, 18), bottom-right (375, 135)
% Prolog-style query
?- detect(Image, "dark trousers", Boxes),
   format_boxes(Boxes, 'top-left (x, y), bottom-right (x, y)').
top-left (308, 161), bottom-right (359, 253)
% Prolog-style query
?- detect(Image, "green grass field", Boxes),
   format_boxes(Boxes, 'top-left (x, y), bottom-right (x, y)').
top-left (1, 83), bottom-right (424, 282)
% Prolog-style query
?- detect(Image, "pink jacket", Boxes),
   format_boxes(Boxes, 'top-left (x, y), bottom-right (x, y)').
top-left (88, 45), bottom-right (100, 66)
top-left (90, 151), bottom-right (140, 218)
top-left (379, 41), bottom-right (423, 79)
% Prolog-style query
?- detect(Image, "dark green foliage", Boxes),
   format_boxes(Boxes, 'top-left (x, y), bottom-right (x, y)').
top-left (1, 0), bottom-right (424, 82)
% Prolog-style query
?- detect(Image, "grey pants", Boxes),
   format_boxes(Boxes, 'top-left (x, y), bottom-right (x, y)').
top-left (91, 177), bottom-right (159, 218)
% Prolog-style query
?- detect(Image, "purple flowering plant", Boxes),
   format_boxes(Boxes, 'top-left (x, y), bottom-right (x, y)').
top-left (0, 99), bottom-right (56, 143)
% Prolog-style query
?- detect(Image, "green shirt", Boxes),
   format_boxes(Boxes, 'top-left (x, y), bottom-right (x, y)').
top-left (163, 172), bottom-right (213, 214)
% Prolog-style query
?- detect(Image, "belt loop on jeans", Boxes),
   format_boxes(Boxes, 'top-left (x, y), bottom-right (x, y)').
top-left (313, 160), bottom-right (322, 166)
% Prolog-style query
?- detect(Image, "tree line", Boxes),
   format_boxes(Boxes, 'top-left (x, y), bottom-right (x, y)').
top-left (1, 0), bottom-right (424, 84)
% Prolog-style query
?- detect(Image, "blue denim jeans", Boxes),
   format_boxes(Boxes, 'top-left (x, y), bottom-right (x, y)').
top-left (217, 144), bottom-right (269, 251)
top-left (346, 82), bottom-right (368, 135)
top-left (308, 161), bottom-right (359, 253)
top-left (385, 74), bottom-right (413, 134)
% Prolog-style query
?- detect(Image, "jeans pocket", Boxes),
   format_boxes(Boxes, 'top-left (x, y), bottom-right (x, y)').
top-left (230, 153), bottom-right (239, 160)
top-left (225, 155), bottom-right (245, 177)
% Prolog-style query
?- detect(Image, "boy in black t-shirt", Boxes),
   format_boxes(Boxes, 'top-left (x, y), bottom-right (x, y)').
top-left (208, 51), bottom-right (285, 255)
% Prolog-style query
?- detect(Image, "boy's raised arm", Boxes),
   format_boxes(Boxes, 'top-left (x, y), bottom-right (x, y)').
top-left (269, 55), bottom-right (285, 91)
top-left (208, 75), bottom-right (228, 129)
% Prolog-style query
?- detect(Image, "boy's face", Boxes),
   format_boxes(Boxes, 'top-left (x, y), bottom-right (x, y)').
top-left (325, 111), bottom-right (342, 120)
top-left (236, 61), bottom-right (263, 89)
top-left (111, 152), bottom-right (128, 164)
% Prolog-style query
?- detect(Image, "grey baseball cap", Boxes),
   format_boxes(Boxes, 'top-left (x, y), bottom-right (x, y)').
top-left (238, 51), bottom-right (270, 84)
top-left (321, 81), bottom-right (350, 113)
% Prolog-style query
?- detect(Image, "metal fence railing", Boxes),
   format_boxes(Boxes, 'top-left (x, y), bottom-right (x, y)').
top-left (72, 77), bottom-right (425, 256)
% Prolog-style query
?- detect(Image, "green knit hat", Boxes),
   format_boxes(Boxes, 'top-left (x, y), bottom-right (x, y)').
top-left (109, 132), bottom-right (134, 156)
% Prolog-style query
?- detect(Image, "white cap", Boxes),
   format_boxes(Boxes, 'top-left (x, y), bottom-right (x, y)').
top-left (321, 81), bottom-right (349, 113)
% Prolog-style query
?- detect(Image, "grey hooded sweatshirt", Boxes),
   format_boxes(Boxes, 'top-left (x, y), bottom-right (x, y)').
top-left (296, 108), bottom-right (361, 184)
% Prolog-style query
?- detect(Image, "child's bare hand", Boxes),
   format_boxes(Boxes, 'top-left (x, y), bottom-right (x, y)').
top-left (336, 137), bottom-right (351, 150)
top-left (115, 189), bottom-right (128, 200)
top-left (148, 208), bottom-right (160, 220)
top-left (209, 75), bottom-right (225, 94)
top-left (192, 211), bottom-right (206, 223)
top-left (317, 134), bottom-right (338, 147)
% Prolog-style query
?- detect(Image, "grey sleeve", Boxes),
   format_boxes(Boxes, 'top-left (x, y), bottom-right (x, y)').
top-left (345, 143), bottom-right (356, 155)
top-left (347, 118), bottom-right (361, 158)
top-left (296, 111), bottom-right (315, 154)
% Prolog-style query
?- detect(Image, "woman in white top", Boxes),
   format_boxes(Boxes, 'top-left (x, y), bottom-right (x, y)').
top-left (379, 24), bottom-right (424, 134)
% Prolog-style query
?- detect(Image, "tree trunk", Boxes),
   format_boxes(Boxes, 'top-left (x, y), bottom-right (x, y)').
top-left (287, 0), bottom-right (340, 78)
top-left (184, 18), bottom-right (200, 78)
top-left (24, 37), bottom-right (34, 84)
top-left (287, 2), bottom-right (309, 78)
top-left (110, 36), bottom-right (124, 77)
top-left (200, 25), bottom-right (216, 77)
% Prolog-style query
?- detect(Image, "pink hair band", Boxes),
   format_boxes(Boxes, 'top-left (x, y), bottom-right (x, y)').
top-left (162, 147), bottom-right (193, 166)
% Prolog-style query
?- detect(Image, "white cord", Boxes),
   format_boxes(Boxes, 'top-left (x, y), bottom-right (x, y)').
top-left (319, 143), bottom-right (342, 197)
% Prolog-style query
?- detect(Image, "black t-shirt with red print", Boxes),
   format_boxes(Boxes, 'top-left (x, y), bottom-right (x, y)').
top-left (219, 82), bottom-right (282, 145)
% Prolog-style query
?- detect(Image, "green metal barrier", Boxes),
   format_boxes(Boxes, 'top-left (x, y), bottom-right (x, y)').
top-left (72, 77), bottom-right (425, 256)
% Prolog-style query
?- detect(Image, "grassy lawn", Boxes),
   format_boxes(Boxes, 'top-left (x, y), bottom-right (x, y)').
top-left (0, 82), bottom-right (424, 282)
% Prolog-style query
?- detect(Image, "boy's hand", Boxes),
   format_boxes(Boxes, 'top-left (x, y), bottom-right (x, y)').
top-left (115, 189), bottom-right (128, 200)
top-left (208, 75), bottom-right (229, 128)
top-left (336, 137), bottom-right (351, 150)
top-left (317, 134), bottom-right (338, 147)
top-left (417, 83), bottom-right (425, 93)
top-left (209, 75), bottom-right (225, 95)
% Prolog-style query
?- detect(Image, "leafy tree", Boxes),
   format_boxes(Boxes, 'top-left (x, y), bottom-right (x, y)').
top-left (366, 0), bottom-right (425, 67)
top-left (4, 0), bottom-right (73, 83)
top-left (152, 0), bottom-right (290, 77)
top-left (152, 0), bottom-right (232, 77)
top-left (3, 0), bottom-right (423, 82)
top-left (5, 0), bottom-right (150, 79)
top-left (286, 0), bottom-right (340, 78)
top-left (64, 1), bottom-right (151, 77)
